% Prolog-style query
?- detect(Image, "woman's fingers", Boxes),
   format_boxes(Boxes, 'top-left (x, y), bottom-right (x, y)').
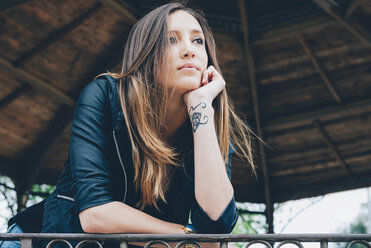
top-left (204, 66), bottom-right (225, 93)
top-left (206, 66), bottom-right (221, 81)
top-left (203, 66), bottom-right (225, 89)
top-left (202, 70), bottom-right (208, 85)
top-left (184, 65), bottom-right (226, 106)
top-left (194, 66), bottom-right (224, 102)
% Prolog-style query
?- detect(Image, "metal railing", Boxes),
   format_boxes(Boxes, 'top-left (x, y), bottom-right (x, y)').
top-left (0, 233), bottom-right (370, 248)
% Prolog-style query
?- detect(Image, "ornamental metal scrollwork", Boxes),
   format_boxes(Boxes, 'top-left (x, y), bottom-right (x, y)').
top-left (75, 240), bottom-right (103, 248)
top-left (244, 240), bottom-right (273, 248)
top-left (46, 239), bottom-right (73, 248)
top-left (144, 240), bottom-right (171, 248)
top-left (347, 240), bottom-right (371, 248)
top-left (175, 240), bottom-right (202, 248)
top-left (277, 240), bottom-right (304, 248)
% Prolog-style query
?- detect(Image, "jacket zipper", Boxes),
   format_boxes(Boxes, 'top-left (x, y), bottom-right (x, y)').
top-left (113, 130), bottom-right (128, 202)
top-left (56, 194), bottom-right (74, 202)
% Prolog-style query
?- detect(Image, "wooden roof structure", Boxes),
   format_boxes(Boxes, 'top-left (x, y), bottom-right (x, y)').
top-left (0, 0), bottom-right (370, 231)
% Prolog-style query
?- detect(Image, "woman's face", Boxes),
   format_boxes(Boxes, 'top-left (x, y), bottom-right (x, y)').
top-left (160, 10), bottom-right (208, 95)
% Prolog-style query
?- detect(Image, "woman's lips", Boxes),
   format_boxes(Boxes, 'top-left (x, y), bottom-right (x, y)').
top-left (178, 63), bottom-right (199, 71)
top-left (179, 67), bottom-right (198, 72)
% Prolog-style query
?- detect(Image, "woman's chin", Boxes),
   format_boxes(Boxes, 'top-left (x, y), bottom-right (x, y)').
top-left (178, 78), bottom-right (201, 92)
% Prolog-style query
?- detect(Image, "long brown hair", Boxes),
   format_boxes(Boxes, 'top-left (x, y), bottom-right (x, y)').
top-left (96, 3), bottom-right (255, 210)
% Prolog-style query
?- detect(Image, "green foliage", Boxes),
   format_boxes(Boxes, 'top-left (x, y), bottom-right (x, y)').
top-left (0, 174), bottom-right (55, 231)
top-left (231, 202), bottom-right (267, 248)
top-left (0, 175), bottom-right (17, 216)
top-left (232, 213), bottom-right (267, 234)
top-left (349, 219), bottom-right (367, 234)
top-left (27, 183), bottom-right (55, 207)
top-left (341, 220), bottom-right (368, 248)
top-left (335, 202), bottom-right (369, 248)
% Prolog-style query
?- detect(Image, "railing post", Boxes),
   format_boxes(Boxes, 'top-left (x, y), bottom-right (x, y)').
top-left (220, 241), bottom-right (228, 248)
top-left (120, 241), bottom-right (128, 248)
top-left (20, 238), bottom-right (33, 248)
top-left (321, 240), bottom-right (328, 248)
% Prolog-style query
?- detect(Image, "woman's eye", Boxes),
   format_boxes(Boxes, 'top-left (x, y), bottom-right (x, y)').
top-left (169, 37), bottom-right (176, 44)
top-left (194, 38), bottom-right (204, 45)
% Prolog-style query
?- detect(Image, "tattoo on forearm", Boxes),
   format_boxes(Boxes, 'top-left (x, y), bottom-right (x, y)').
top-left (189, 102), bottom-right (209, 133)
top-left (189, 102), bottom-right (206, 112)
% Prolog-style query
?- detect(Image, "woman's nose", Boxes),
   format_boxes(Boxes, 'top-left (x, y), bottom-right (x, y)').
top-left (181, 43), bottom-right (195, 58)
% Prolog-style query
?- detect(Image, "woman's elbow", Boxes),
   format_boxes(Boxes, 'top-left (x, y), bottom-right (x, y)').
top-left (79, 207), bottom-right (105, 233)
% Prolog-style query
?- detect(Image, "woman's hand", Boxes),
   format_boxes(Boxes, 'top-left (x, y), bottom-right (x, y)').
top-left (183, 65), bottom-right (226, 108)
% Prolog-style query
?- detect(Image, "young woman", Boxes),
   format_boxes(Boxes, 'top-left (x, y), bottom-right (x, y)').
top-left (1, 2), bottom-right (255, 247)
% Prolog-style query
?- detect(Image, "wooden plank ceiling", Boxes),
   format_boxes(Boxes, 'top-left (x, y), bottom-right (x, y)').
top-left (0, 0), bottom-right (370, 204)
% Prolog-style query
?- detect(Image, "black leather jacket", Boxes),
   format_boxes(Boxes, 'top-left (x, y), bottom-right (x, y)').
top-left (10, 75), bottom-right (239, 237)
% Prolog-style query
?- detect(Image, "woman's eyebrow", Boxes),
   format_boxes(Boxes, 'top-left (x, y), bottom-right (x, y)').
top-left (168, 29), bottom-right (204, 35)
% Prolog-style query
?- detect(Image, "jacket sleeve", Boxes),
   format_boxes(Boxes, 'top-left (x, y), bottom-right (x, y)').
top-left (190, 144), bottom-right (239, 234)
top-left (69, 79), bottom-right (116, 213)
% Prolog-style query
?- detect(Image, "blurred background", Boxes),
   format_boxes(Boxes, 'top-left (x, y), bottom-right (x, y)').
top-left (0, 0), bottom-right (370, 240)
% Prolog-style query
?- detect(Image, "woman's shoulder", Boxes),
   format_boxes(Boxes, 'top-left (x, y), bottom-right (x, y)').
top-left (77, 75), bottom-right (119, 107)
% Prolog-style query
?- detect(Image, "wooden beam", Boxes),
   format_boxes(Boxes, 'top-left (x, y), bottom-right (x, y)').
top-left (234, 187), bottom-right (264, 203)
top-left (235, 170), bottom-right (371, 203)
top-left (238, 0), bottom-right (274, 233)
top-left (271, 172), bottom-right (371, 203)
top-left (100, 0), bottom-right (137, 25)
top-left (264, 98), bottom-right (371, 133)
top-left (0, 0), bottom-right (30, 14)
top-left (259, 60), bottom-right (371, 86)
top-left (313, 119), bottom-right (354, 175)
top-left (252, 17), bottom-right (334, 46)
top-left (312, 0), bottom-right (371, 48)
top-left (213, 20), bottom-right (335, 45)
top-left (0, 56), bottom-right (74, 106)
top-left (346, 0), bottom-right (363, 17)
top-left (271, 154), bottom-right (371, 186)
top-left (13, 2), bottom-right (102, 68)
top-left (256, 42), bottom-right (366, 74)
top-left (297, 34), bottom-right (342, 104)
top-left (270, 150), bottom-right (371, 179)
top-left (0, 83), bottom-right (29, 109)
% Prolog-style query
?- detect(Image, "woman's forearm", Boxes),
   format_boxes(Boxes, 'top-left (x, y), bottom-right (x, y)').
top-left (79, 201), bottom-right (184, 234)
top-left (190, 101), bottom-right (234, 221)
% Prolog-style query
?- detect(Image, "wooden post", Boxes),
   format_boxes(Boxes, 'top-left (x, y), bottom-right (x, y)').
top-left (238, 0), bottom-right (274, 233)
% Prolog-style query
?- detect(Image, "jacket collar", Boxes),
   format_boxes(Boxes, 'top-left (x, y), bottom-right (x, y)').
top-left (97, 75), bottom-right (124, 131)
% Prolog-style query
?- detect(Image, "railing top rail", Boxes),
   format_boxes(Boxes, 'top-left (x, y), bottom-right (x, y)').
top-left (1, 233), bottom-right (371, 242)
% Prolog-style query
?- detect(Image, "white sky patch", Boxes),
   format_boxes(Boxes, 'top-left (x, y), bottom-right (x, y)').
top-left (274, 187), bottom-right (369, 248)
